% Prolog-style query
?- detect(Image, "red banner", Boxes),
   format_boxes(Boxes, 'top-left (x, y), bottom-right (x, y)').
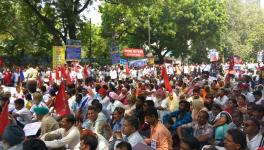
top-left (123, 48), bottom-right (144, 57)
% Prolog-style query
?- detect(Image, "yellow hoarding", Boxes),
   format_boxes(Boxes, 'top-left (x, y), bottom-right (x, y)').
top-left (52, 46), bottom-right (65, 68)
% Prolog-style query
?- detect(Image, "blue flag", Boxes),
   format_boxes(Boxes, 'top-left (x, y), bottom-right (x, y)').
top-left (20, 70), bottom-right (24, 81)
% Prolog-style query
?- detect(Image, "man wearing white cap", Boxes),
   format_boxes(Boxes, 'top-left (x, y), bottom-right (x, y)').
top-left (106, 92), bottom-right (124, 114)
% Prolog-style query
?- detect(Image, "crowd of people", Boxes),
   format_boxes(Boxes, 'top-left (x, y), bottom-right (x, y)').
top-left (0, 62), bottom-right (263, 150)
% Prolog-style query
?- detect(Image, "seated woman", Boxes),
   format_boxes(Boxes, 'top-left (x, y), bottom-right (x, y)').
top-left (163, 100), bottom-right (192, 132)
top-left (202, 128), bottom-right (247, 150)
top-left (211, 104), bottom-right (232, 145)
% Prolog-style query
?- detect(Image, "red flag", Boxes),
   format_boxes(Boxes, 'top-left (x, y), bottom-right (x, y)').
top-left (66, 71), bottom-right (72, 85)
top-left (49, 72), bottom-right (53, 86)
top-left (83, 65), bottom-right (89, 77)
top-left (0, 102), bottom-right (10, 136)
top-left (61, 66), bottom-right (67, 79)
top-left (55, 67), bottom-right (60, 80)
top-left (54, 83), bottom-right (71, 116)
top-left (162, 66), bottom-right (172, 93)
top-left (38, 76), bottom-right (43, 89)
top-left (126, 62), bottom-right (130, 75)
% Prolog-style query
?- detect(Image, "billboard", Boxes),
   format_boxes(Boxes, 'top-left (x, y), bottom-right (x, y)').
top-left (66, 46), bottom-right (81, 60)
top-left (112, 52), bottom-right (120, 65)
top-left (66, 39), bottom-right (82, 61)
top-left (123, 48), bottom-right (144, 57)
top-left (52, 46), bottom-right (66, 68)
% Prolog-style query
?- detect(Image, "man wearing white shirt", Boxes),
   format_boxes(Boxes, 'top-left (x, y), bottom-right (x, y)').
top-left (110, 68), bottom-right (118, 80)
top-left (214, 88), bottom-right (228, 109)
top-left (30, 92), bottom-right (48, 114)
top-left (42, 114), bottom-right (80, 150)
top-left (106, 92), bottom-right (124, 114)
top-left (243, 118), bottom-right (264, 150)
top-left (82, 106), bottom-right (107, 136)
top-left (12, 98), bottom-right (32, 126)
top-left (112, 116), bottom-right (144, 148)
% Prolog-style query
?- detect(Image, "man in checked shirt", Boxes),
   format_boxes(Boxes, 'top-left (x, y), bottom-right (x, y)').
top-left (177, 110), bottom-right (213, 149)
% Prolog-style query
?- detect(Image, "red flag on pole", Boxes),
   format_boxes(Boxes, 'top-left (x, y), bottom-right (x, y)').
top-left (54, 83), bottom-right (71, 116)
top-left (162, 66), bottom-right (172, 93)
top-left (49, 71), bottom-right (53, 86)
top-left (83, 65), bottom-right (89, 78)
top-left (126, 62), bottom-right (130, 75)
top-left (61, 66), bottom-right (67, 79)
top-left (55, 67), bottom-right (60, 80)
top-left (0, 102), bottom-right (10, 136)
top-left (66, 71), bottom-right (72, 85)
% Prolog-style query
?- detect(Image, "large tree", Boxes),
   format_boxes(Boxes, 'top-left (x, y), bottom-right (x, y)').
top-left (220, 0), bottom-right (264, 61)
top-left (100, 0), bottom-right (227, 63)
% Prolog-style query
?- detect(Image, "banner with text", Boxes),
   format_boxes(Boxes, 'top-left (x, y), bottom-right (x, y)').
top-left (123, 48), bottom-right (144, 58)
top-left (52, 46), bottom-right (66, 68)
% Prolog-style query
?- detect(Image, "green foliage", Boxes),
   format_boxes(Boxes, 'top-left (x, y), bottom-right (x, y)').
top-left (78, 22), bottom-right (109, 59)
top-left (221, 0), bottom-right (264, 61)
top-left (100, 0), bottom-right (228, 63)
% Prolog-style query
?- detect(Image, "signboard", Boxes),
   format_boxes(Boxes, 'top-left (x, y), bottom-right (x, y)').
top-left (257, 51), bottom-right (263, 62)
top-left (66, 46), bottom-right (81, 60)
top-left (129, 59), bottom-right (148, 67)
top-left (209, 49), bottom-right (219, 62)
top-left (112, 52), bottom-right (120, 65)
top-left (52, 46), bottom-right (66, 68)
top-left (123, 48), bottom-right (144, 57)
top-left (66, 39), bottom-right (82, 61)
top-left (66, 39), bottom-right (81, 46)
top-left (120, 59), bottom-right (127, 65)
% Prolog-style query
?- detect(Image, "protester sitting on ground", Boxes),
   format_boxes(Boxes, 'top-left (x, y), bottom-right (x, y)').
top-left (188, 88), bottom-right (205, 121)
top-left (202, 128), bottom-right (247, 150)
top-left (214, 88), bottom-right (229, 109)
top-left (110, 116), bottom-right (143, 148)
top-left (116, 141), bottom-right (132, 150)
top-left (23, 138), bottom-right (48, 150)
top-left (163, 100), bottom-right (192, 131)
top-left (177, 110), bottom-right (213, 148)
top-left (41, 114), bottom-right (80, 150)
top-left (34, 107), bottom-right (59, 137)
top-left (81, 106), bottom-right (107, 136)
top-left (107, 92), bottom-right (124, 114)
top-left (111, 107), bottom-right (125, 133)
top-left (80, 129), bottom-right (109, 150)
top-left (179, 136), bottom-right (200, 150)
top-left (166, 92), bottom-right (179, 113)
top-left (1, 125), bottom-right (25, 150)
top-left (79, 132), bottom-right (98, 150)
top-left (144, 107), bottom-right (172, 150)
top-left (253, 90), bottom-right (264, 105)
top-left (12, 98), bottom-right (32, 127)
top-left (252, 104), bottom-right (264, 131)
top-left (224, 98), bottom-right (238, 115)
top-left (224, 128), bottom-right (248, 150)
top-left (243, 118), bottom-right (264, 150)
top-left (137, 100), bottom-right (154, 137)
top-left (30, 92), bottom-right (48, 115)
top-left (227, 109), bottom-right (243, 131)
top-left (211, 103), bottom-right (232, 145)
top-left (237, 94), bottom-right (248, 114)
